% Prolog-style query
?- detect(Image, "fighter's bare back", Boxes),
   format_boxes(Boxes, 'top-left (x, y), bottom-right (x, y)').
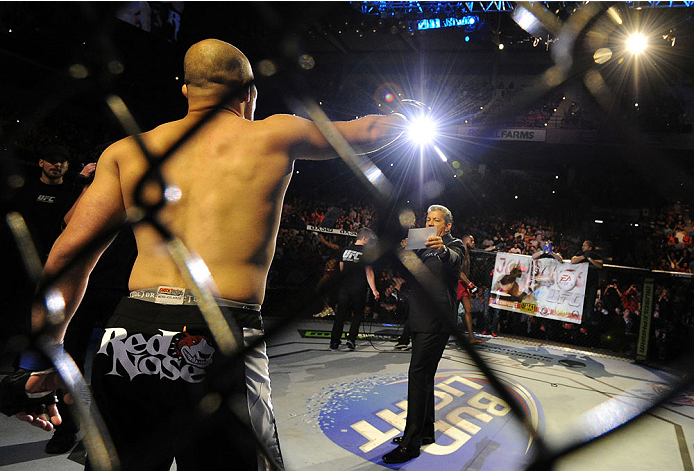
top-left (117, 112), bottom-right (294, 304)
top-left (60, 108), bottom-right (404, 317)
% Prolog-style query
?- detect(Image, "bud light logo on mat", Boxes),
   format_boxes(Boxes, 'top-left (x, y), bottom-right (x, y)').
top-left (316, 370), bottom-right (544, 469)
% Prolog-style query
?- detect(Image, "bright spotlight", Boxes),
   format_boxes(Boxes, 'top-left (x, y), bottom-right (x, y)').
top-left (408, 116), bottom-right (437, 145)
top-left (626, 33), bottom-right (647, 54)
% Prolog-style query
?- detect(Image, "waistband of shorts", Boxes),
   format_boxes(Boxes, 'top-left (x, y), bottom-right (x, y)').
top-left (129, 287), bottom-right (261, 311)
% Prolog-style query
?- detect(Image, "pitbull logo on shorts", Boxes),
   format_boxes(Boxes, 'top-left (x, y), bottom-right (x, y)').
top-left (170, 327), bottom-right (215, 368)
top-left (97, 326), bottom-right (217, 383)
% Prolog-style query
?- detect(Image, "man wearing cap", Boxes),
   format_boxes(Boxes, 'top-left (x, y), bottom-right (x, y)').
top-left (12, 144), bottom-right (96, 454)
top-left (15, 145), bottom-right (96, 261)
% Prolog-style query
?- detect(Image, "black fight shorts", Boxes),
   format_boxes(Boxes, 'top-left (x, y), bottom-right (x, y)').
top-left (90, 297), bottom-right (282, 471)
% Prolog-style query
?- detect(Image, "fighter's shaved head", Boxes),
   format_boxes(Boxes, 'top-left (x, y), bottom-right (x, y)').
top-left (184, 39), bottom-right (254, 98)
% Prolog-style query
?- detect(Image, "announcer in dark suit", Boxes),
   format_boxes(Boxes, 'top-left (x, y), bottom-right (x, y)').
top-left (383, 204), bottom-right (465, 464)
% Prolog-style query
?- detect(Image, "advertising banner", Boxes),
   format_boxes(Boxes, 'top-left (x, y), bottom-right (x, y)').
top-left (458, 127), bottom-right (547, 142)
top-left (489, 253), bottom-right (588, 324)
top-left (306, 225), bottom-right (358, 237)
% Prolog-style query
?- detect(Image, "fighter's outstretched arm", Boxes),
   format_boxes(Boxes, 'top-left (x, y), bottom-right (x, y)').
top-left (266, 113), bottom-right (407, 161)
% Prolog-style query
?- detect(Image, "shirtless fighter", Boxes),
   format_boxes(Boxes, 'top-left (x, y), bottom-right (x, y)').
top-left (5, 39), bottom-right (405, 469)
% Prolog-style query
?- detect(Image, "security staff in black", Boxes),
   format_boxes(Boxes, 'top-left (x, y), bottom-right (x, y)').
top-left (14, 145), bottom-right (93, 261)
top-left (571, 239), bottom-right (603, 324)
top-left (383, 204), bottom-right (464, 464)
top-left (11, 145), bottom-right (96, 454)
top-left (329, 228), bottom-right (379, 351)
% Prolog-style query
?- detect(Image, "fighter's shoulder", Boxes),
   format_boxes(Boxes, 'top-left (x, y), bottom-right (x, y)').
top-left (95, 140), bottom-right (125, 167)
top-left (96, 135), bottom-right (156, 176)
top-left (110, 120), bottom-right (178, 151)
top-left (100, 135), bottom-right (141, 158)
top-left (257, 113), bottom-right (314, 133)
top-left (251, 114), bottom-right (325, 151)
top-left (260, 113), bottom-right (308, 123)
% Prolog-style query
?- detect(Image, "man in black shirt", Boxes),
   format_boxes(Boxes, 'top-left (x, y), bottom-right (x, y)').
top-left (12, 145), bottom-right (96, 454)
top-left (571, 240), bottom-right (603, 324)
top-left (329, 228), bottom-right (379, 350)
top-left (15, 145), bottom-right (95, 261)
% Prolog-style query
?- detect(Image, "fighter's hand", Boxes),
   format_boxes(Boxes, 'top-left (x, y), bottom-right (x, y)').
top-left (79, 162), bottom-right (97, 178)
top-left (25, 371), bottom-right (65, 398)
top-left (373, 290), bottom-right (380, 300)
top-left (18, 371), bottom-right (69, 431)
top-left (425, 236), bottom-right (445, 253)
top-left (1, 369), bottom-right (66, 431)
top-left (16, 403), bottom-right (61, 431)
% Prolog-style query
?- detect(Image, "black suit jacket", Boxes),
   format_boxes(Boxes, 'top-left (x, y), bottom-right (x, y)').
top-left (408, 233), bottom-right (465, 333)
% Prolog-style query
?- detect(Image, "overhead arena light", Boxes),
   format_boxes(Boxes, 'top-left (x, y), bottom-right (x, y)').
top-left (626, 32), bottom-right (648, 54)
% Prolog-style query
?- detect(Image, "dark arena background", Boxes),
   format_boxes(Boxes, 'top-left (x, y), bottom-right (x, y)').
top-left (1, 2), bottom-right (694, 471)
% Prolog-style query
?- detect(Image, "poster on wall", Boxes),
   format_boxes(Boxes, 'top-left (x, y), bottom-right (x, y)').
top-left (489, 253), bottom-right (588, 324)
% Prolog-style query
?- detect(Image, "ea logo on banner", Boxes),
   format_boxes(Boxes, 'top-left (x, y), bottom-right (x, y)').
top-left (318, 370), bottom-right (544, 469)
top-left (556, 269), bottom-right (577, 291)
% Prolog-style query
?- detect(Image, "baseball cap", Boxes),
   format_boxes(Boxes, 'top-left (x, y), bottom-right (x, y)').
top-left (41, 145), bottom-right (70, 163)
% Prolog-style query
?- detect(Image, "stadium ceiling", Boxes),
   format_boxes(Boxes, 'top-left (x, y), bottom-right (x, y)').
top-left (354, 1), bottom-right (694, 16)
